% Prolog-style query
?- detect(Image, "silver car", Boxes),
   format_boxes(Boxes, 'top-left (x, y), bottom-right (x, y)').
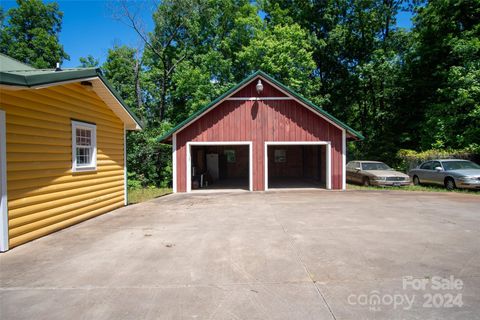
top-left (409, 159), bottom-right (480, 190)
top-left (346, 161), bottom-right (410, 187)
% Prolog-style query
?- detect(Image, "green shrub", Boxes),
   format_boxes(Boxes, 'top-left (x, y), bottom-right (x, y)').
top-left (397, 144), bottom-right (480, 171)
top-left (126, 122), bottom-right (173, 188)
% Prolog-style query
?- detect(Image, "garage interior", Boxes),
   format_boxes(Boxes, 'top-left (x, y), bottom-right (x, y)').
top-left (267, 145), bottom-right (326, 189)
top-left (190, 145), bottom-right (249, 190)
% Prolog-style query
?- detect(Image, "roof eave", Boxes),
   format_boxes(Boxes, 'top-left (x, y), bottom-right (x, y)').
top-left (0, 69), bottom-right (99, 87)
top-left (96, 74), bottom-right (144, 130)
top-left (0, 72), bottom-right (28, 86)
top-left (0, 69), bottom-right (144, 131)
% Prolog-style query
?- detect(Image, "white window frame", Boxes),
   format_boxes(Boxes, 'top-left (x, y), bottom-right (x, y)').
top-left (72, 120), bottom-right (97, 172)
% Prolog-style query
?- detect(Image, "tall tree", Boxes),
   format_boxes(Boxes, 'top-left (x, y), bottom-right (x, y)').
top-left (236, 22), bottom-right (320, 100)
top-left (103, 45), bottom-right (145, 121)
top-left (121, 0), bottom-right (264, 124)
top-left (406, 0), bottom-right (480, 149)
top-left (0, 0), bottom-right (69, 68)
top-left (167, 0), bottom-right (263, 122)
top-left (121, 0), bottom-right (209, 122)
top-left (101, 44), bottom-right (170, 187)
top-left (262, 0), bottom-right (412, 162)
top-left (78, 55), bottom-right (99, 68)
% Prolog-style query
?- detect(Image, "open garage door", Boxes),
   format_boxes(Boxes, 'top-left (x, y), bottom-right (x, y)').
top-left (265, 142), bottom-right (331, 190)
top-left (187, 142), bottom-right (253, 192)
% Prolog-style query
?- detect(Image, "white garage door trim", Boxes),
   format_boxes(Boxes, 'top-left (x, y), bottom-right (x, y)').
top-left (0, 110), bottom-right (8, 252)
top-left (186, 141), bottom-right (253, 192)
top-left (342, 129), bottom-right (346, 191)
top-left (264, 141), bottom-right (331, 191)
top-left (172, 133), bottom-right (177, 193)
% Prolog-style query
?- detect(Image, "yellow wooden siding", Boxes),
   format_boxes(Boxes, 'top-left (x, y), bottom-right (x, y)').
top-left (0, 82), bottom-right (125, 248)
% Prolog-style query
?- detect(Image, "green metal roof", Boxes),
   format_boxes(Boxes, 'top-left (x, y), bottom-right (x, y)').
top-left (0, 53), bottom-right (36, 71)
top-left (158, 70), bottom-right (364, 142)
top-left (0, 54), bottom-right (143, 129)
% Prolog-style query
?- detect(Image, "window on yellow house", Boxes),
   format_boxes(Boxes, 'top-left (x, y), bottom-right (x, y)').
top-left (72, 120), bottom-right (96, 172)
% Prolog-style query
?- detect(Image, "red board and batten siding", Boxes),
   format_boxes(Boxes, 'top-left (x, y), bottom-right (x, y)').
top-left (175, 81), bottom-right (344, 192)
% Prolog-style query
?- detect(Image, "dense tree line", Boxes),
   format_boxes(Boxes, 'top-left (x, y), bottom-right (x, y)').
top-left (1, 0), bottom-right (479, 187)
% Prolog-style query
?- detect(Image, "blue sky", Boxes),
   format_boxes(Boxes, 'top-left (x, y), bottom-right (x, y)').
top-left (2, 1), bottom-right (414, 68)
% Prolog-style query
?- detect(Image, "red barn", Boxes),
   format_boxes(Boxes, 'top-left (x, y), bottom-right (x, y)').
top-left (159, 71), bottom-right (363, 192)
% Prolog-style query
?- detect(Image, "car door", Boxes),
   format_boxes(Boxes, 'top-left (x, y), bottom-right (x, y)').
top-left (346, 162), bottom-right (356, 183)
top-left (429, 161), bottom-right (445, 185)
top-left (352, 162), bottom-right (363, 183)
top-left (417, 161), bottom-right (433, 183)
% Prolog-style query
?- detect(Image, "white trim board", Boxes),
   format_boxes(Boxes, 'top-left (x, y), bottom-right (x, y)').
top-left (172, 134), bottom-right (177, 193)
top-left (342, 130), bottom-right (346, 191)
top-left (186, 141), bottom-right (253, 192)
top-left (226, 97), bottom-right (294, 101)
top-left (33, 77), bottom-right (98, 89)
top-left (0, 110), bottom-right (8, 252)
top-left (264, 141), bottom-right (331, 191)
top-left (124, 125), bottom-right (128, 205)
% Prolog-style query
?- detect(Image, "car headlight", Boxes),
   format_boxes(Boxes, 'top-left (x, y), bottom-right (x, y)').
top-left (458, 177), bottom-right (477, 182)
top-left (374, 177), bottom-right (386, 181)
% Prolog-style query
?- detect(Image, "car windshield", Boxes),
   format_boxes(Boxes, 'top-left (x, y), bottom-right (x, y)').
top-left (442, 161), bottom-right (480, 171)
top-left (361, 162), bottom-right (391, 170)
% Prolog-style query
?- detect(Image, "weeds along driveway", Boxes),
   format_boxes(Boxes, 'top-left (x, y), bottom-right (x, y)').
top-left (1, 190), bottom-right (479, 320)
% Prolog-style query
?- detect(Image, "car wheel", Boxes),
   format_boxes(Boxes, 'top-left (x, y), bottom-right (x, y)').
top-left (445, 178), bottom-right (456, 191)
top-left (413, 176), bottom-right (421, 186)
top-left (363, 177), bottom-right (371, 187)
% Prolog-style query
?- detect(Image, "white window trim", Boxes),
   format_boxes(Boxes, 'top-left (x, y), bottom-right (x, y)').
top-left (264, 141), bottom-right (331, 191)
top-left (72, 120), bottom-right (97, 172)
top-left (186, 141), bottom-right (253, 192)
top-left (0, 110), bottom-right (8, 252)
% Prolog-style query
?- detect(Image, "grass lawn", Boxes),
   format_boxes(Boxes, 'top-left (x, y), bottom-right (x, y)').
top-left (347, 183), bottom-right (480, 195)
top-left (128, 187), bottom-right (172, 204)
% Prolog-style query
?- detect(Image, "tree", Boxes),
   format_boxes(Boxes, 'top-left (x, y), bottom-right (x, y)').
top-left (0, 0), bottom-right (69, 68)
top-left (167, 0), bottom-right (263, 122)
top-left (103, 45), bottom-right (144, 119)
top-left (406, 0), bottom-right (480, 149)
top-left (261, 0), bottom-right (414, 163)
top-left (101, 44), bottom-right (173, 187)
top-left (78, 55), bottom-right (99, 68)
top-left (236, 22), bottom-right (320, 100)
top-left (121, 0), bottom-right (208, 122)
top-left (121, 0), bottom-right (264, 124)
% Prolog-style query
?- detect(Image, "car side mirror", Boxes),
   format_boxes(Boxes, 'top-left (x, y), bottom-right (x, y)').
top-left (434, 166), bottom-right (443, 171)
top-left (355, 167), bottom-right (361, 171)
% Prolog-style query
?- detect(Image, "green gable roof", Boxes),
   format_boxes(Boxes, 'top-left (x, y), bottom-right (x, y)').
top-left (0, 52), bottom-right (100, 87)
top-left (158, 70), bottom-right (364, 141)
top-left (0, 54), bottom-right (143, 130)
top-left (0, 53), bottom-right (36, 71)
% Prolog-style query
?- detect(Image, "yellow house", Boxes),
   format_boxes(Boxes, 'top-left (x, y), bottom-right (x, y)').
top-left (0, 54), bottom-right (142, 251)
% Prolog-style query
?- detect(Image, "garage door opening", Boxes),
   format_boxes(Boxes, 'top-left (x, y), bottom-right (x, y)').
top-left (188, 142), bottom-right (252, 192)
top-left (265, 142), bottom-right (330, 190)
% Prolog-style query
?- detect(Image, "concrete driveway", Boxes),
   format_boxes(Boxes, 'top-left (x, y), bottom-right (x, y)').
top-left (1, 190), bottom-right (479, 320)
